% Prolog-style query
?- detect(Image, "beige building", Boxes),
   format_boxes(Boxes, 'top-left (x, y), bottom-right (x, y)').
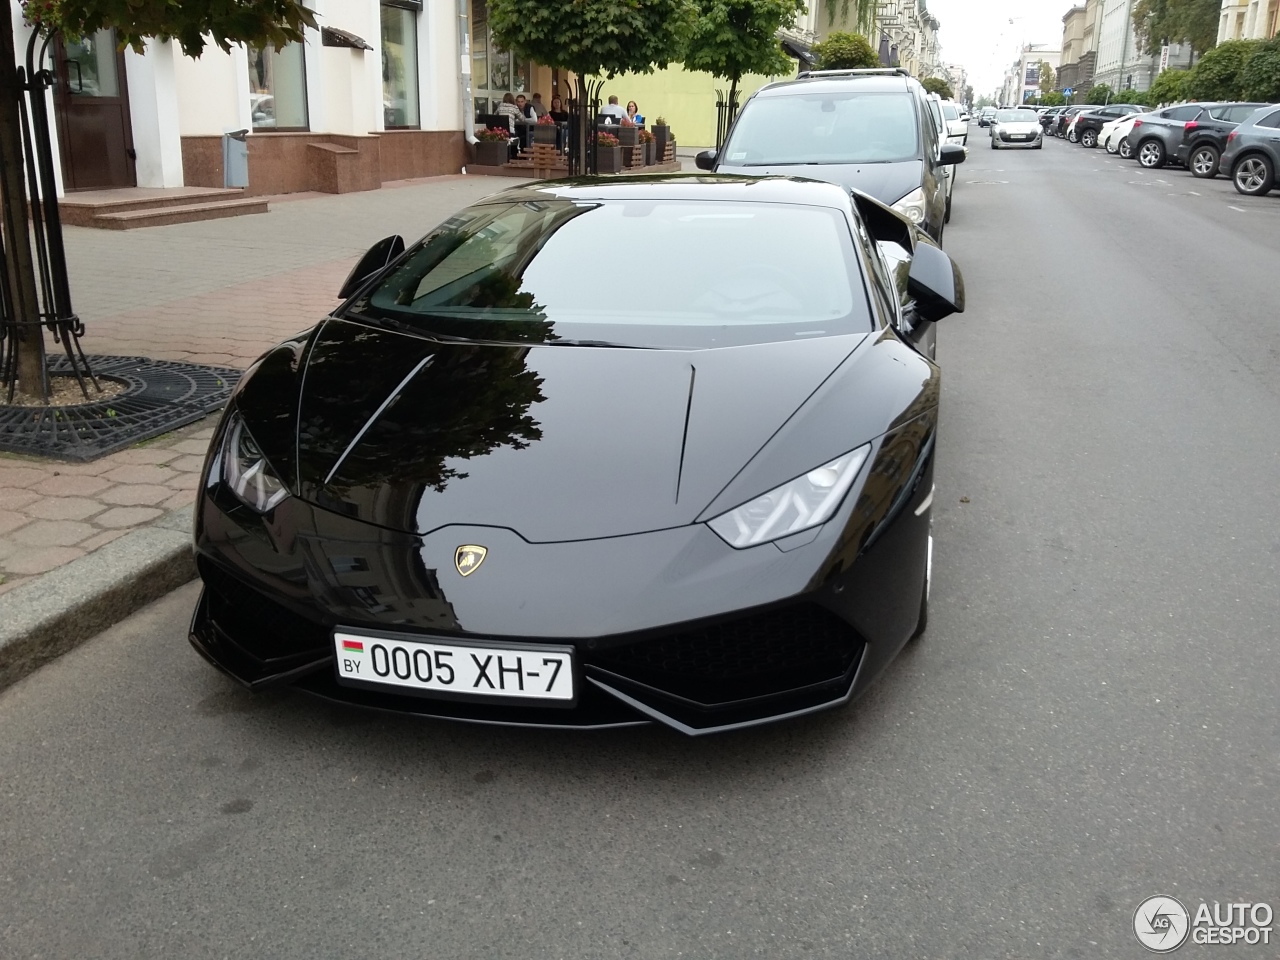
top-left (816, 0), bottom-right (944, 80)
top-left (1218, 0), bottom-right (1280, 40)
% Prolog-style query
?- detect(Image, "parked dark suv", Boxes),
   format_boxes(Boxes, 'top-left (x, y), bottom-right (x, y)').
top-left (698, 68), bottom-right (965, 242)
top-left (1073, 104), bottom-right (1145, 148)
top-left (1053, 105), bottom-right (1099, 138)
top-left (1221, 103), bottom-right (1280, 197)
top-left (1175, 102), bottom-right (1273, 178)
top-left (1128, 103), bottom-right (1207, 168)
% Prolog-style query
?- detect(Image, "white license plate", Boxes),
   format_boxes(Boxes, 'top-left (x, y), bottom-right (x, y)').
top-left (334, 632), bottom-right (575, 703)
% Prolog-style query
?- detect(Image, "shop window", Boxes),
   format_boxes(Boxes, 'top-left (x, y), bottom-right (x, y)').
top-left (248, 42), bottom-right (309, 131)
top-left (382, 2), bottom-right (421, 128)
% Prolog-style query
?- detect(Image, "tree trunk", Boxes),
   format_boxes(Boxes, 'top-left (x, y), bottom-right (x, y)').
top-left (0, 8), bottom-right (47, 402)
top-left (728, 74), bottom-right (739, 124)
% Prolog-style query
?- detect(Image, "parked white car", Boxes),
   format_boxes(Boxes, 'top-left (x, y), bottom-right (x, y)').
top-left (990, 108), bottom-right (1043, 149)
top-left (940, 99), bottom-right (967, 145)
top-left (1104, 114), bottom-right (1145, 159)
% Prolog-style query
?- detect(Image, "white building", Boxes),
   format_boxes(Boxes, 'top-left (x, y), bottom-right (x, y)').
top-left (10, 0), bottom-right (480, 199)
top-left (1093, 0), bottom-right (1194, 93)
top-left (1218, 0), bottom-right (1280, 40)
top-left (816, 0), bottom-right (944, 81)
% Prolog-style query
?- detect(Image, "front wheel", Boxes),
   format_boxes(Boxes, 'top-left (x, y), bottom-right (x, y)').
top-left (1233, 154), bottom-right (1275, 196)
top-left (1190, 144), bottom-right (1220, 179)
top-left (990, 139), bottom-right (998, 150)
top-left (1137, 139), bottom-right (1166, 168)
top-left (1068, 128), bottom-right (1079, 143)
top-left (1119, 137), bottom-right (1133, 160)
top-left (1081, 129), bottom-right (1098, 148)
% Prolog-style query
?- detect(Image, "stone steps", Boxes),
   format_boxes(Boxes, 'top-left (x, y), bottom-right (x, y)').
top-left (60, 188), bottom-right (270, 230)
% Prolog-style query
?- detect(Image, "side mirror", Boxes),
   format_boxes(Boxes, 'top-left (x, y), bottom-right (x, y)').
top-left (338, 235), bottom-right (405, 299)
top-left (695, 149), bottom-right (717, 171)
top-left (939, 143), bottom-right (966, 165)
top-left (907, 242), bottom-right (964, 323)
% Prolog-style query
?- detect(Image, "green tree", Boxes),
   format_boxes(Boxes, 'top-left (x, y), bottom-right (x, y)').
top-left (1086, 83), bottom-right (1114, 103)
top-left (961, 84), bottom-right (974, 106)
top-left (682, 0), bottom-right (805, 114)
top-left (1039, 90), bottom-right (1066, 106)
top-left (1, 0), bottom-right (315, 402)
top-left (1132, 0), bottom-right (1220, 57)
top-left (825, 0), bottom-right (876, 30)
top-left (1148, 67), bottom-right (1189, 103)
top-left (1240, 36), bottom-right (1280, 102)
top-left (1185, 38), bottom-right (1262, 99)
top-left (1038, 60), bottom-right (1056, 96)
top-left (811, 30), bottom-right (879, 70)
top-left (489, 0), bottom-right (695, 167)
top-left (921, 77), bottom-right (953, 99)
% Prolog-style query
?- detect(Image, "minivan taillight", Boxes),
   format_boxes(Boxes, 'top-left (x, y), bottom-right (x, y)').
top-left (1132, 120), bottom-right (1143, 128)
top-left (1184, 121), bottom-right (1198, 133)
top-left (1227, 130), bottom-right (1239, 144)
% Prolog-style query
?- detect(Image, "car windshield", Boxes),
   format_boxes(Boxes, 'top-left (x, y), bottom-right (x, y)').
top-left (997, 110), bottom-right (1035, 122)
top-left (346, 198), bottom-right (872, 349)
top-left (721, 92), bottom-right (919, 165)
top-left (940, 102), bottom-right (959, 120)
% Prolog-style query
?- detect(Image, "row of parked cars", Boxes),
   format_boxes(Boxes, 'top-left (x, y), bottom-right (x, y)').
top-left (1039, 101), bottom-right (1280, 197)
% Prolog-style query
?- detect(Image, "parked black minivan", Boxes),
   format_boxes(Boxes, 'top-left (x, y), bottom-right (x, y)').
top-left (696, 68), bottom-right (965, 243)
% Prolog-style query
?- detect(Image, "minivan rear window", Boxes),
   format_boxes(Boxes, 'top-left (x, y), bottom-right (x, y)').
top-left (722, 92), bottom-right (920, 165)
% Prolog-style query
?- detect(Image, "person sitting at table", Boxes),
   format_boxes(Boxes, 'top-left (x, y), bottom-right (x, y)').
top-left (626, 100), bottom-right (644, 125)
top-left (515, 94), bottom-right (536, 120)
top-left (548, 96), bottom-right (569, 123)
top-left (529, 93), bottom-right (548, 118)
top-left (599, 95), bottom-right (627, 120)
top-left (495, 92), bottom-right (522, 129)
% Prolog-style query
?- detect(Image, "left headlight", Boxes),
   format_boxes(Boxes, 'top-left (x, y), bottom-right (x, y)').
top-left (708, 445), bottom-right (871, 548)
top-left (221, 411), bottom-right (289, 513)
top-left (891, 187), bottom-right (927, 225)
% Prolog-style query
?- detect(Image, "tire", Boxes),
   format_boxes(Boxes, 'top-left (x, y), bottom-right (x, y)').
top-left (1137, 138), bottom-right (1166, 168)
top-left (1105, 138), bottom-right (1119, 154)
top-left (1119, 137), bottom-right (1133, 160)
top-left (944, 193), bottom-right (952, 223)
top-left (990, 139), bottom-right (998, 150)
top-left (910, 533), bottom-right (933, 641)
top-left (1081, 128), bottom-right (1098, 148)
top-left (1034, 142), bottom-right (1043, 150)
top-left (1233, 154), bottom-right (1275, 197)
top-left (1190, 144), bottom-right (1220, 179)
top-left (1068, 128), bottom-right (1079, 143)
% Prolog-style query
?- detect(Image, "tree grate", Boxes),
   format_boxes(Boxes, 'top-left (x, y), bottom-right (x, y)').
top-left (0, 355), bottom-right (240, 462)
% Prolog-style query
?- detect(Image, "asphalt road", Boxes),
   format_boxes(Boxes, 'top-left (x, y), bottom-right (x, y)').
top-left (4, 134), bottom-right (1278, 959)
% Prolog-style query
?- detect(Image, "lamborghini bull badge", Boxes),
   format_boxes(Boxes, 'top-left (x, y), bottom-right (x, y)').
top-left (454, 545), bottom-right (488, 577)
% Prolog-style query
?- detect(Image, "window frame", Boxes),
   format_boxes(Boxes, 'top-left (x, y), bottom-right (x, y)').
top-left (380, 1), bottom-right (422, 130)
top-left (247, 42), bottom-right (310, 133)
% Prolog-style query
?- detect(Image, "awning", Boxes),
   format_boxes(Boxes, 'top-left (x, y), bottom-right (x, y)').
top-left (321, 27), bottom-right (373, 51)
top-left (780, 37), bottom-right (818, 65)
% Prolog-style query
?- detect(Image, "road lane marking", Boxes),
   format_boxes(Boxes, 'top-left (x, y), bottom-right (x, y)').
top-left (1229, 205), bottom-right (1248, 212)
top-left (1187, 191), bottom-right (1200, 196)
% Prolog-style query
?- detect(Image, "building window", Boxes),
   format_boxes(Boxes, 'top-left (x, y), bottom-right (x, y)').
top-left (248, 42), bottom-right (309, 131)
top-left (382, 2), bottom-right (420, 128)
top-left (469, 0), bottom-right (531, 115)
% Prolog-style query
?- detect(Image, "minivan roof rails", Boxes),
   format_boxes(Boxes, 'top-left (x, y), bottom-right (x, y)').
top-left (795, 67), bottom-right (913, 79)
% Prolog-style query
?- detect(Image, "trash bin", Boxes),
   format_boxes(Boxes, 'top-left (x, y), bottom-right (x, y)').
top-left (222, 129), bottom-right (249, 188)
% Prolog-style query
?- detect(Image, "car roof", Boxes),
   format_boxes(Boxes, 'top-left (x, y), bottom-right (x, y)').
top-left (483, 174), bottom-right (858, 210)
top-left (756, 72), bottom-right (916, 98)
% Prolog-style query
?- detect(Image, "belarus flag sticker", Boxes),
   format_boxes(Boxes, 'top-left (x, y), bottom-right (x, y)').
top-left (341, 639), bottom-right (365, 653)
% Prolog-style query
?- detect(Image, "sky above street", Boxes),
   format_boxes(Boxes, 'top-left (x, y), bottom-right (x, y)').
top-left (924, 0), bottom-right (1070, 95)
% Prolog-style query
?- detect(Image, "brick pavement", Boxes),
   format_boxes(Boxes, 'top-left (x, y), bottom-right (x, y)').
top-left (0, 174), bottom-right (523, 594)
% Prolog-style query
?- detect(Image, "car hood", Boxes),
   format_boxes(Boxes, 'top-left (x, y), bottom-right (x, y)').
top-left (714, 159), bottom-right (924, 207)
top-left (285, 318), bottom-right (871, 541)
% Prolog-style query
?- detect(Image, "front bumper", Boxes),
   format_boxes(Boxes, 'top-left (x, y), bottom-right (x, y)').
top-left (995, 131), bottom-right (1041, 148)
top-left (191, 436), bottom-right (935, 735)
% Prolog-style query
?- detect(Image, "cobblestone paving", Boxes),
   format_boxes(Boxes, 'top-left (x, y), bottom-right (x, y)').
top-left (0, 175), bottom-right (523, 594)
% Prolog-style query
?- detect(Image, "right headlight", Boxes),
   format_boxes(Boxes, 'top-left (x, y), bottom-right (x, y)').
top-left (708, 445), bottom-right (871, 548)
top-left (891, 187), bottom-right (927, 225)
top-left (221, 411), bottom-right (289, 513)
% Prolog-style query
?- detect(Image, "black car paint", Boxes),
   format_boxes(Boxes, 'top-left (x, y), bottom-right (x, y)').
top-left (191, 177), bottom-right (956, 735)
top-left (1174, 103), bottom-right (1272, 175)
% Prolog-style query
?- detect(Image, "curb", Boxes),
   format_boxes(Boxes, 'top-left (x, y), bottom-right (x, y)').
top-left (0, 505), bottom-right (197, 692)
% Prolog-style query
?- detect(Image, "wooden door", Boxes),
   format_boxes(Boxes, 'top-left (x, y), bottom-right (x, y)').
top-left (52, 29), bottom-right (136, 191)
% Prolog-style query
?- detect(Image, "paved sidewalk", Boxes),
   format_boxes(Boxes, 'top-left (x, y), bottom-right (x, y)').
top-left (0, 174), bottom-right (519, 595)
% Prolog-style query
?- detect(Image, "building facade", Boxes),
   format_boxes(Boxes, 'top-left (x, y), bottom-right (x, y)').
top-left (1218, 0), bottom-right (1280, 40)
top-left (816, 0), bottom-right (944, 81)
top-left (1092, 0), bottom-right (1193, 93)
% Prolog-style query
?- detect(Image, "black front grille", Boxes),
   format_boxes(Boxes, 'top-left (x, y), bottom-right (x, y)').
top-left (199, 558), bottom-right (329, 665)
top-left (589, 603), bottom-right (861, 707)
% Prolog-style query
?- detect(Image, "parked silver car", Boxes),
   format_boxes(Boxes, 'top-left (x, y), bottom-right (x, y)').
top-left (990, 109), bottom-right (1043, 149)
top-left (1221, 103), bottom-right (1280, 197)
top-left (1128, 103), bottom-right (1208, 168)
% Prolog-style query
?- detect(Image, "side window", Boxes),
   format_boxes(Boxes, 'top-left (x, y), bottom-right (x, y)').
top-left (1168, 105), bottom-right (1202, 122)
top-left (1256, 110), bottom-right (1280, 129)
top-left (1226, 105), bottom-right (1256, 123)
top-left (848, 214), bottom-right (900, 328)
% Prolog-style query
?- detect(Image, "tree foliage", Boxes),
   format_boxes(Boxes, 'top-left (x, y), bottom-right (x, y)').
top-left (1185, 39), bottom-right (1262, 100)
top-left (1148, 67), bottom-right (1189, 103)
top-left (19, 0), bottom-right (316, 57)
top-left (683, 0), bottom-right (805, 100)
top-left (489, 0), bottom-right (695, 79)
top-left (825, 0), bottom-right (876, 30)
top-left (1038, 60), bottom-right (1056, 95)
top-left (1038, 90), bottom-right (1066, 106)
top-left (1086, 83), bottom-right (1113, 104)
top-left (811, 31), bottom-right (879, 70)
top-left (1131, 0), bottom-right (1219, 56)
top-left (1241, 37), bottom-right (1280, 102)
top-left (921, 77), bottom-right (953, 99)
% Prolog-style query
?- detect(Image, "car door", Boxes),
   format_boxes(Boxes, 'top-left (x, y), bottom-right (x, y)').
top-left (919, 97), bottom-right (946, 234)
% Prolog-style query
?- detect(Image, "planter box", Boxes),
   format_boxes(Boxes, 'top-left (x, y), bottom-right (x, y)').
top-left (597, 146), bottom-right (623, 174)
top-left (532, 124), bottom-right (558, 145)
top-left (474, 140), bottom-right (509, 167)
top-left (652, 124), bottom-right (670, 158)
top-left (618, 126), bottom-right (640, 146)
top-left (644, 141), bottom-right (655, 165)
